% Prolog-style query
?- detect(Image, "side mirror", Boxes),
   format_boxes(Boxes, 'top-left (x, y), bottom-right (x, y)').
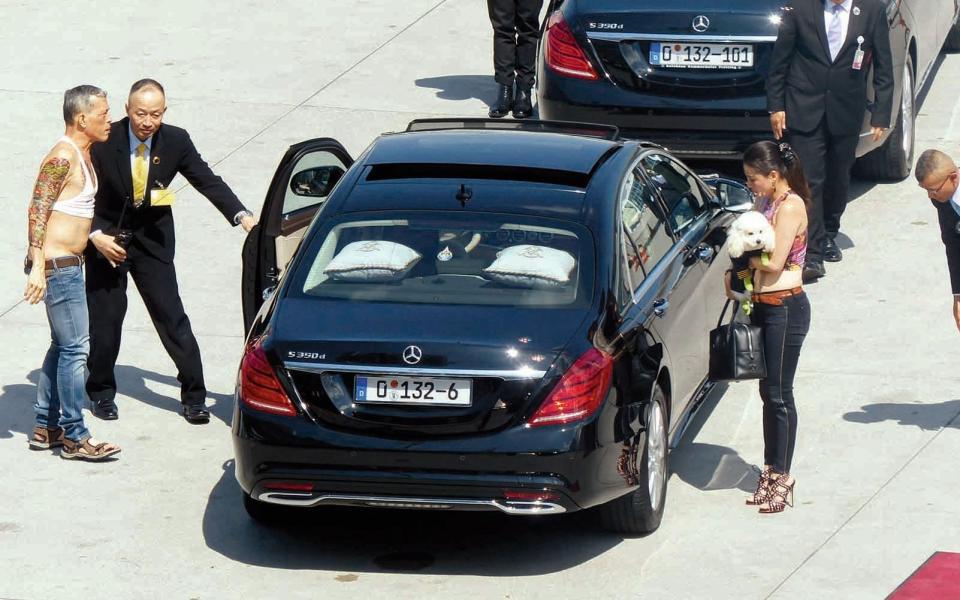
top-left (290, 165), bottom-right (345, 198)
top-left (707, 177), bottom-right (754, 213)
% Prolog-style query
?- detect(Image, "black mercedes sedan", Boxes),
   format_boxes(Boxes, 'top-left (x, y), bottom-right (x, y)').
top-left (235, 119), bottom-right (752, 534)
top-left (537, 0), bottom-right (960, 180)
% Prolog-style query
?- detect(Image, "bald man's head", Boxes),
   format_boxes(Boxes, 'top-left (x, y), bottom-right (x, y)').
top-left (126, 79), bottom-right (167, 142)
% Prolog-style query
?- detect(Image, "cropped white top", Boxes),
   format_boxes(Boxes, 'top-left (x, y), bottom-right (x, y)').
top-left (51, 136), bottom-right (96, 219)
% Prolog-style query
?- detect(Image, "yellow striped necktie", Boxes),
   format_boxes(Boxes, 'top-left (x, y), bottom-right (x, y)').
top-left (133, 143), bottom-right (147, 207)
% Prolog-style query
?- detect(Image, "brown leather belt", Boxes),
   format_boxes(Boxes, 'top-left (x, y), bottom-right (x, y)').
top-left (25, 255), bottom-right (84, 273)
top-left (752, 286), bottom-right (803, 306)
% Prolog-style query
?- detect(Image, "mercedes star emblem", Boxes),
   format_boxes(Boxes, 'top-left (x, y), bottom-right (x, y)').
top-left (692, 15), bottom-right (710, 32)
top-left (402, 345), bottom-right (423, 365)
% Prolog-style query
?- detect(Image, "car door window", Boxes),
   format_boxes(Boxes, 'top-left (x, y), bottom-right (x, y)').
top-left (639, 153), bottom-right (705, 235)
top-left (619, 168), bottom-right (673, 294)
top-left (282, 151), bottom-right (348, 217)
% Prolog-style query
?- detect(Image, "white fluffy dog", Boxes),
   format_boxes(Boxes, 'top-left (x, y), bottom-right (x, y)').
top-left (727, 211), bottom-right (776, 311)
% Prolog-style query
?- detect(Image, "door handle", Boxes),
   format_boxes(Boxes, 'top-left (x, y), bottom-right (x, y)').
top-left (653, 298), bottom-right (669, 318)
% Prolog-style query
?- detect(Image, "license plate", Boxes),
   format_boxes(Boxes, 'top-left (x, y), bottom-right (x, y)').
top-left (650, 42), bottom-right (753, 68)
top-left (354, 375), bottom-right (472, 406)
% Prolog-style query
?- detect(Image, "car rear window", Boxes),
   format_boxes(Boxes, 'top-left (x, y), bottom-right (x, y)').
top-left (290, 211), bottom-right (594, 307)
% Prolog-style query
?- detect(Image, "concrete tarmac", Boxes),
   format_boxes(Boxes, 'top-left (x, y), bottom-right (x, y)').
top-left (1, 1), bottom-right (958, 598)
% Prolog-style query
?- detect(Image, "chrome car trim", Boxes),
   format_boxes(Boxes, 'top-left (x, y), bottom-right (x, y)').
top-left (256, 492), bottom-right (567, 515)
top-left (587, 32), bottom-right (777, 43)
top-left (284, 361), bottom-right (547, 380)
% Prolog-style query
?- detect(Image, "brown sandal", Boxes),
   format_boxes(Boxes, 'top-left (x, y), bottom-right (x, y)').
top-left (28, 426), bottom-right (65, 450)
top-left (61, 436), bottom-right (121, 461)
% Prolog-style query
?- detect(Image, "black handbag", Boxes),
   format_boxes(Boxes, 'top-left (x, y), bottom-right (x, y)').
top-left (709, 300), bottom-right (767, 381)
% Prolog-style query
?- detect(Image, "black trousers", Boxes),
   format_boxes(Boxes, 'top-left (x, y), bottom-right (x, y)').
top-left (788, 122), bottom-right (859, 263)
top-left (487, 0), bottom-right (544, 89)
top-left (751, 292), bottom-right (810, 474)
top-left (85, 242), bottom-right (206, 406)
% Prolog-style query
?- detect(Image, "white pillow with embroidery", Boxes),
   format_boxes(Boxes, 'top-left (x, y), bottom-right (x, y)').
top-left (483, 245), bottom-right (576, 289)
top-left (324, 241), bottom-right (421, 282)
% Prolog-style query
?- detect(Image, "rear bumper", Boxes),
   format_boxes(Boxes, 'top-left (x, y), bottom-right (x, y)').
top-left (537, 73), bottom-right (770, 157)
top-left (232, 405), bottom-right (639, 515)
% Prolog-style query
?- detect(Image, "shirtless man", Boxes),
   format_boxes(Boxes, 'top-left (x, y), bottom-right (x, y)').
top-left (25, 85), bottom-right (120, 461)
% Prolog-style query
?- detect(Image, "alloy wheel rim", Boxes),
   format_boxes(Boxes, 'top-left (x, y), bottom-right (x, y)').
top-left (902, 63), bottom-right (914, 160)
top-left (647, 401), bottom-right (666, 511)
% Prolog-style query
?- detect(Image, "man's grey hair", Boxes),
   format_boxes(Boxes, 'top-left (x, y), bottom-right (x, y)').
top-left (63, 85), bottom-right (107, 125)
top-left (915, 148), bottom-right (954, 182)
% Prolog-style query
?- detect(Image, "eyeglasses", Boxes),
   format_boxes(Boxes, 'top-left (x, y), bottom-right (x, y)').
top-left (921, 170), bottom-right (957, 194)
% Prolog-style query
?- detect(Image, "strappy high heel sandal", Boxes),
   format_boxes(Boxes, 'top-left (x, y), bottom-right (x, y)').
top-left (758, 475), bottom-right (795, 514)
top-left (745, 467), bottom-right (771, 506)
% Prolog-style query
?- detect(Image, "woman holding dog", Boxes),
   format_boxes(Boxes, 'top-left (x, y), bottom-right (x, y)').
top-left (732, 140), bottom-right (812, 514)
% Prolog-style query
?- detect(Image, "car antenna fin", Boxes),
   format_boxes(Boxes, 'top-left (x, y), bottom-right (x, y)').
top-left (455, 183), bottom-right (472, 208)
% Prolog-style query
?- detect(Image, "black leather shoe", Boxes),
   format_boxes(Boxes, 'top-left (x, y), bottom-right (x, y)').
top-left (90, 398), bottom-right (118, 420)
top-left (824, 237), bottom-right (842, 262)
top-left (488, 84), bottom-right (513, 118)
top-left (182, 404), bottom-right (210, 424)
top-left (802, 261), bottom-right (826, 283)
top-left (512, 87), bottom-right (533, 119)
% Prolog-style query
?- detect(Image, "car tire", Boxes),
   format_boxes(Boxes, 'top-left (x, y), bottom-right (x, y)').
top-left (597, 384), bottom-right (669, 535)
top-left (854, 55), bottom-right (915, 181)
top-left (242, 492), bottom-right (294, 526)
top-left (944, 21), bottom-right (960, 52)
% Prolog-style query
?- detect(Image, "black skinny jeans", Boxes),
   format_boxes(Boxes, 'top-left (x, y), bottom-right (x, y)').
top-left (751, 292), bottom-right (811, 474)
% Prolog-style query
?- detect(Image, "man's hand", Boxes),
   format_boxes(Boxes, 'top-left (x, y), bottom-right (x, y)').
top-left (239, 213), bottom-right (257, 233)
top-left (91, 232), bottom-right (126, 267)
top-left (770, 111), bottom-right (787, 140)
top-left (871, 126), bottom-right (886, 142)
top-left (24, 266), bottom-right (46, 304)
top-left (953, 296), bottom-right (960, 334)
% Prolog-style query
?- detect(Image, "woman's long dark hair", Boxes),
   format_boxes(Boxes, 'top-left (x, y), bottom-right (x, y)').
top-left (743, 140), bottom-right (811, 207)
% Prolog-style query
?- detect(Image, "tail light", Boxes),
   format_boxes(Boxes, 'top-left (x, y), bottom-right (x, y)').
top-left (504, 490), bottom-right (560, 502)
top-left (528, 348), bottom-right (613, 427)
top-left (544, 12), bottom-right (600, 81)
top-left (238, 340), bottom-right (297, 416)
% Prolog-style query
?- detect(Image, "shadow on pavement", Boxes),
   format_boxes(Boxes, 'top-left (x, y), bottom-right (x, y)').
top-left (670, 382), bottom-right (758, 494)
top-left (203, 460), bottom-right (623, 574)
top-left (414, 74), bottom-right (497, 105)
top-left (843, 399), bottom-right (960, 431)
top-left (113, 364), bottom-right (233, 425)
top-left (0, 369), bottom-right (38, 441)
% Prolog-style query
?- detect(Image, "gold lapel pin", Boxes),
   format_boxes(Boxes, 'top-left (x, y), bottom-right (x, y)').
top-left (152, 156), bottom-right (160, 165)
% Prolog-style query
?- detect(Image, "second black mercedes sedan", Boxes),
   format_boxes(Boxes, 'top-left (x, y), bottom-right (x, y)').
top-left (235, 119), bottom-right (753, 534)
top-left (537, 0), bottom-right (960, 180)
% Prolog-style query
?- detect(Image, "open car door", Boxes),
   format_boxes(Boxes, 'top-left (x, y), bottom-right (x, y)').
top-left (242, 138), bottom-right (353, 333)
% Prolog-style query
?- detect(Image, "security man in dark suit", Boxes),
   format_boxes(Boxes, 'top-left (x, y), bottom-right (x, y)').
top-left (487, 0), bottom-right (544, 120)
top-left (766, 0), bottom-right (893, 281)
top-left (86, 79), bottom-right (256, 424)
top-left (915, 149), bottom-right (960, 332)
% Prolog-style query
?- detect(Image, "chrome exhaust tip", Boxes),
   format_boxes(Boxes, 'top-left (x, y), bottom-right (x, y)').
top-left (255, 492), bottom-right (567, 515)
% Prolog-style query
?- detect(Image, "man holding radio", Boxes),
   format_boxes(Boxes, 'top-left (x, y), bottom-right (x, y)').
top-left (86, 78), bottom-right (256, 424)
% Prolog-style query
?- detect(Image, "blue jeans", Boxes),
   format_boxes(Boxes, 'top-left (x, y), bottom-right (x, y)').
top-left (36, 264), bottom-right (90, 442)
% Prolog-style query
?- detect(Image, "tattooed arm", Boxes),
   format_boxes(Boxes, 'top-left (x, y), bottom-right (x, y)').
top-left (24, 154), bottom-right (71, 304)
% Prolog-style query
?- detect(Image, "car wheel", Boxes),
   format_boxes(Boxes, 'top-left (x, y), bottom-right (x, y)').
top-left (854, 55), bottom-right (915, 181)
top-left (944, 21), bottom-right (960, 52)
top-left (242, 491), bottom-right (293, 526)
top-left (598, 384), bottom-right (669, 535)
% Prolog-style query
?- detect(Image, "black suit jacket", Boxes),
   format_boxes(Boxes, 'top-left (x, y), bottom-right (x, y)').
top-left (934, 199), bottom-right (960, 295)
top-left (766, 0), bottom-right (894, 135)
top-left (90, 117), bottom-right (246, 262)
